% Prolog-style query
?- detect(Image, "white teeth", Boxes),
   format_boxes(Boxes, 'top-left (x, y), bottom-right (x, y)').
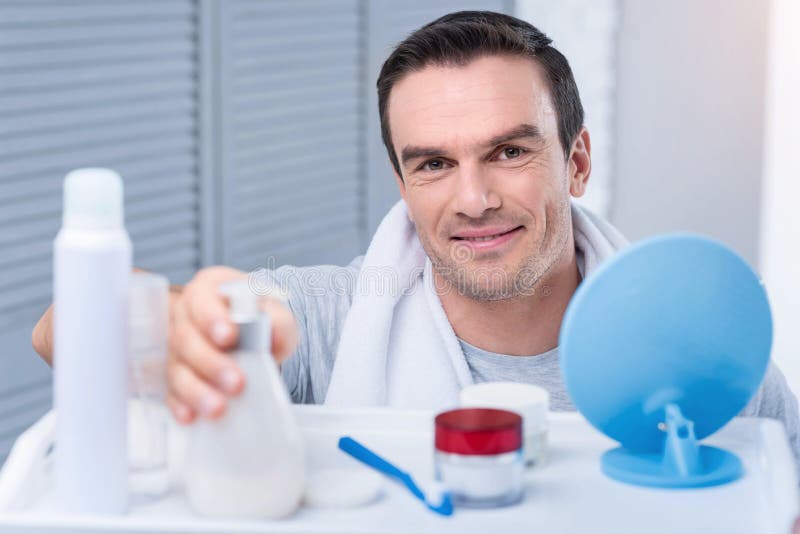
top-left (463, 234), bottom-right (501, 242)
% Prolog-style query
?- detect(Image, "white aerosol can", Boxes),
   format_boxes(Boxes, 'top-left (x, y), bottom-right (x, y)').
top-left (53, 168), bottom-right (131, 514)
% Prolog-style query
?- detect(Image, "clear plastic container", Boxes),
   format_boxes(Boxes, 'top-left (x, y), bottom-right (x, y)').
top-left (128, 272), bottom-right (170, 500)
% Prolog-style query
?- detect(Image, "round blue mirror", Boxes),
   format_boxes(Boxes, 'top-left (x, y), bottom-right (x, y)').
top-left (560, 234), bottom-right (772, 488)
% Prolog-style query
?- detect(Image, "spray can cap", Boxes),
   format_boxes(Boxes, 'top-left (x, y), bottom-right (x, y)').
top-left (62, 168), bottom-right (124, 230)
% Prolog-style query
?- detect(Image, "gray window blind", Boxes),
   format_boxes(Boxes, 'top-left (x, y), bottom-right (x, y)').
top-left (217, 0), bottom-right (366, 272)
top-left (0, 0), bottom-right (512, 463)
top-left (0, 0), bottom-right (202, 462)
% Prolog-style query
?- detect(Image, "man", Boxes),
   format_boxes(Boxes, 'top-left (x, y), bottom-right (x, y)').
top-left (32, 11), bottom-right (800, 463)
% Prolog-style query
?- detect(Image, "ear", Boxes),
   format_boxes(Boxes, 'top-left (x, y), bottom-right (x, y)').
top-left (567, 127), bottom-right (591, 198)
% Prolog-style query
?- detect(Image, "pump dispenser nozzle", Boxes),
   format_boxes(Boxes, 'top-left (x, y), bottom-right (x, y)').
top-left (219, 280), bottom-right (269, 356)
top-left (220, 280), bottom-right (259, 321)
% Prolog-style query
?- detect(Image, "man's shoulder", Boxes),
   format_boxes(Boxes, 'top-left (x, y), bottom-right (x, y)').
top-left (271, 255), bottom-right (364, 311)
top-left (740, 361), bottom-right (799, 419)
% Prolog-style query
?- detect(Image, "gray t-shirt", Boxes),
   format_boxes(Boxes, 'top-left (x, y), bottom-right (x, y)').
top-left (277, 256), bottom-right (800, 471)
top-left (460, 340), bottom-right (575, 411)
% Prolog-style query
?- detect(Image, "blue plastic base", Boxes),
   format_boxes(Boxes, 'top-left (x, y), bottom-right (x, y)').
top-left (602, 445), bottom-right (743, 488)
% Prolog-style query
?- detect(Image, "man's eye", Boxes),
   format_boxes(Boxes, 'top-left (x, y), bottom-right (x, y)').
top-left (422, 159), bottom-right (446, 171)
top-left (498, 146), bottom-right (524, 160)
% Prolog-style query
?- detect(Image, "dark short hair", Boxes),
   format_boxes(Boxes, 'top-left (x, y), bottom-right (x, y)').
top-left (377, 10), bottom-right (584, 177)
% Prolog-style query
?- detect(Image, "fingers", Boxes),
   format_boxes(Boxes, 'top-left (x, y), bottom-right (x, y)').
top-left (183, 266), bottom-right (245, 350)
top-left (172, 298), bottom-right (245, 396)
top-left (260, 298), bottom-right (299, 363)
top-left (168, 296), bottom-right (242, 421)
top-left (166, 265), bottom-right (299, 424)
top-left (167, 357), bottom-right (227, 420)
top-left (167, 393), bottom-right (195, 425)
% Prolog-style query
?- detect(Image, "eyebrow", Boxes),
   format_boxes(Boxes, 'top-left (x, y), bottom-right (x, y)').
top-left (487, 123), bottom-right (542, 147)
top-left (399, 123), bottom-right (543, 167)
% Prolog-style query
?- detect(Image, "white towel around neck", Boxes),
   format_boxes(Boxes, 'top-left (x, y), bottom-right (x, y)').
top-left (324, 199), bottom-right (628, 409)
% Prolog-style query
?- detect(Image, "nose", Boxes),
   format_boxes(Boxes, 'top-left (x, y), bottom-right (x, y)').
top-left (452, 164), bottom-right (501, 219)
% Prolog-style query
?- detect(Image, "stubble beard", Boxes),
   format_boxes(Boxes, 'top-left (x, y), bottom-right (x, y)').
top-left (418, 202), bottom-right (573, 302)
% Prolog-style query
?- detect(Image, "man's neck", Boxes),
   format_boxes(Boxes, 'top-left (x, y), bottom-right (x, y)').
top-left (437, 244), bottom-right (581, 357)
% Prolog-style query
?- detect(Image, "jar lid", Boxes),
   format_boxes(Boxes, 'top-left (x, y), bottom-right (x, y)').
top-left (460, 382), bottom-right (549, 431)
top-left (435, 408), bottom-right (522, 455)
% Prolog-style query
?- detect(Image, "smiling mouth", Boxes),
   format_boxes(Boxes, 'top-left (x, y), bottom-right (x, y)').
top-left (452, 226), bottom-right (523, 242)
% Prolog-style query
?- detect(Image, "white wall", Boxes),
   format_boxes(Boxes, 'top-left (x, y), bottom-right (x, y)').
top-left (614, 0), bottom-right (800, 393)
top-left (759, 0), bottom-right (800, 395)
top-left (515, 0), bottom-right (618, 218)
top-left (612, 0), bottom-right (768, 266)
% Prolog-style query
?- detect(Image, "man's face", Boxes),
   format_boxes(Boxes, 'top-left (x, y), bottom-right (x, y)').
top-left (388, 54), bottom-right (586, 300)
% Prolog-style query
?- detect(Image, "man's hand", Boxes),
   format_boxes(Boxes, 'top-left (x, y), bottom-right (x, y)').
top-left (31, 268), bottom-right (155, 365)
top-left (31, 305), bottom-right (55, 366)
top-left (167, 266), bottom-right (299, 424)
top-left (31, 266), bottom-right (300, 425)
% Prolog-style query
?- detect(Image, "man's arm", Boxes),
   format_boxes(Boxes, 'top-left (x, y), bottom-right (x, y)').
top-left (30, 266), bottom-right (299, 424)
top-left (31, 304), bottom-right (55, 366)
top-left (276, 256), bottom-right (363, 404)
top-left (30, 269), bottom-right (183, 366)
top-left (741, 361), bottom-right (800, 477)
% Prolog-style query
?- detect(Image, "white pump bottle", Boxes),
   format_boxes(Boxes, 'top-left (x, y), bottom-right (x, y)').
top-left (184, 280), bottom-right (305, 518)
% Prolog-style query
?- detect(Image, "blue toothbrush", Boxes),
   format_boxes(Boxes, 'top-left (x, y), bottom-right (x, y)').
top-left (338, 436), bottom-right (453, 516)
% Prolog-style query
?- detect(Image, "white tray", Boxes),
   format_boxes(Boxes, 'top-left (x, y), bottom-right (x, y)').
top-left (0, 406), bottom-right (797, 534)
